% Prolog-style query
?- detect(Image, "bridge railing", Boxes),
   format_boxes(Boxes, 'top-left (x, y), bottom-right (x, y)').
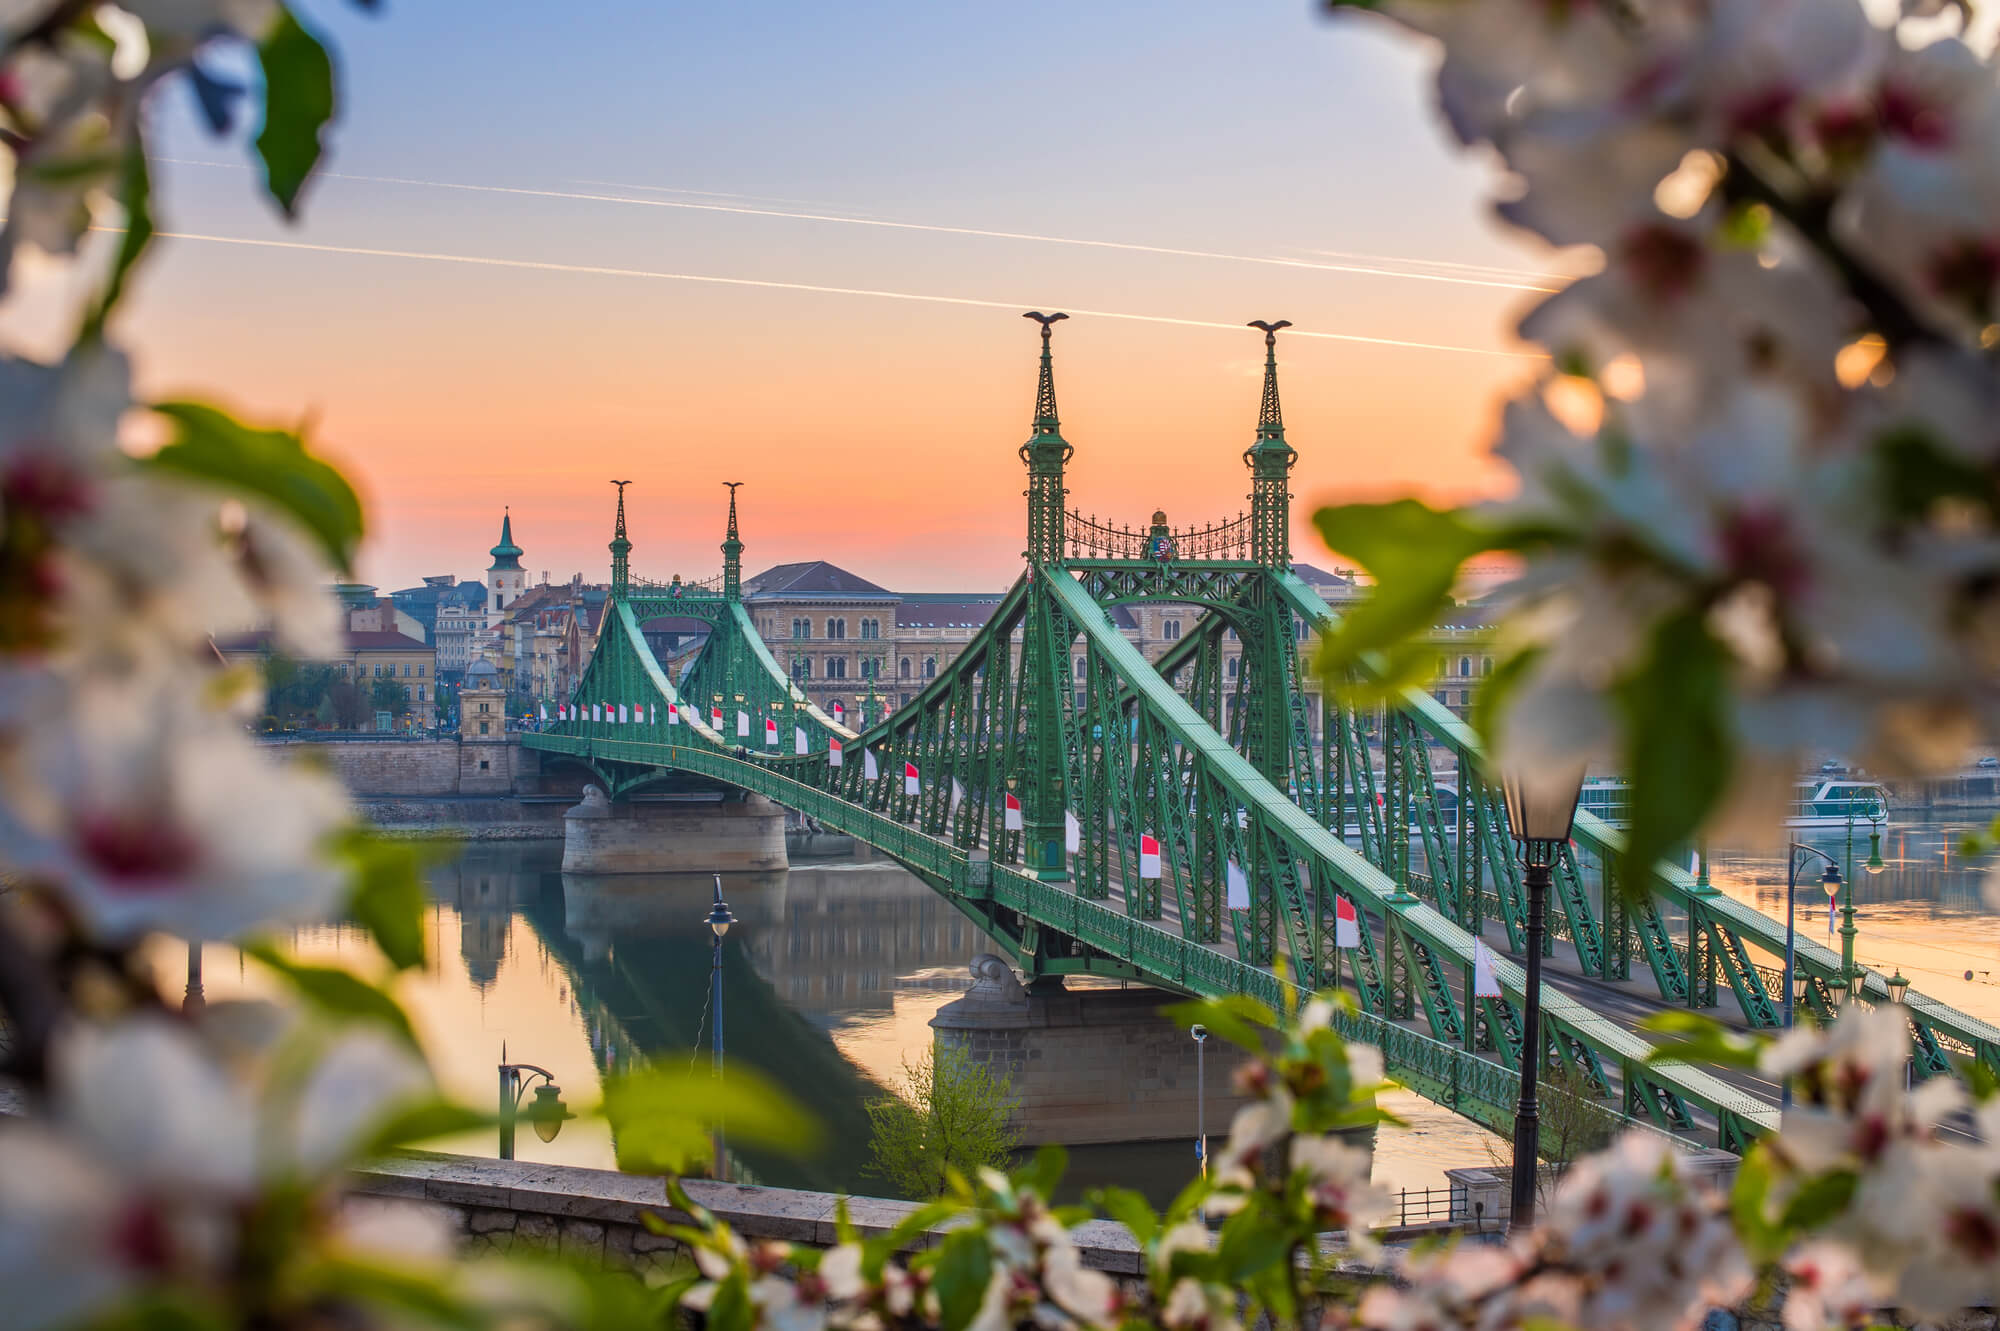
top-left (1064, 510), bottom-right (1253, 561)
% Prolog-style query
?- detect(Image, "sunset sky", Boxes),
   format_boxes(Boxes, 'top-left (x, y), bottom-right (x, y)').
top-left (117, 1), bottom-right (1565, 593)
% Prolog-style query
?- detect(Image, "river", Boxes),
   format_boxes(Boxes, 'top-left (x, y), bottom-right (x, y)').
top-left (160, 811), bottom-right (1998, 1207)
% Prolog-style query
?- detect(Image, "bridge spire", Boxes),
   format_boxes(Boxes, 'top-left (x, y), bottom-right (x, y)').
top-left (609, 479), bottom-right (633, 596)
top-left (1020, 312), bottom-right (1072, 568)
top-left (1245, 320), bottom-right (1297, 569)
top-left (721, 481), bottom-right (744, 601)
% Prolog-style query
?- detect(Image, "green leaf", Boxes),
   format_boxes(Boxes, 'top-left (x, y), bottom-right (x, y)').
top-left (359, 1098), bottom-right (492, 1157)
top-left (148, 401), bottom-right (364, 572)
top-left (1778, 1169), bottom-right (1858, 1230)
top-left (1638, 1011), bottom-right (1768, 1070)
top-left (246, 942), bottom-right (417, 1047)
top-left (80, 127), bottom-right (152, 342)
top-left (1091, 1185), bottom-right (1158, 1247)
top-left (1959, 1054), bottom-right (2000, 1102)
top-left (1613, 609), bottom-right (1733, 899)
top-left (254, 8), bottom-right (335, 216)
top-left (932, 1229), bottom-right (993, 1331)
top-left (1875, 423), bottom-right (1999, 526)
top-left (1215, 1208), bottom-right (1293, 1282)
top-left (333, 828), bottom-right (448, 970)
top-left (1013, 1143), bottom-right (1067, 1199)
top-left (305, 1257), bottom-right (482, 1330)
top-left (1729, 1145), bottom-right (1785, 1265)
top-left (1309, 499), bottom-right (1491, 676)
top-left (705, 1272), bottom-right (755, 1331)
top-left (1161, 995), bottom-right (1275, 1054)
top-left (599, 1063), bottom-right (821, 1176)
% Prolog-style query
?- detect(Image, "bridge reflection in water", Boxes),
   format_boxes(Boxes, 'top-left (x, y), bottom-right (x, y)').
top-left (427, 842), bottom-right (1503, 1202)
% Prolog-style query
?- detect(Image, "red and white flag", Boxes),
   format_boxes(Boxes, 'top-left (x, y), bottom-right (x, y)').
top-left (1473, 939), bottom-right (1503, 998)
top-left (903, 761), bottom-right (920, 796)
top-left (710, 706), bottom-right (723, 729)
top-left (1139, 833), bottom-right (1162, 879)
top-left (667, 702), bottom-right (679, 725)
top-left (795, 726), bottom-right (809, 755)
top-left (864, 748), bottom-right (879, 780)
top-left (764, 717), bottom-right (778, 746)
top-left (832, 701), bottom-right (846, 723)
top-left (737, 711), bottom-right (750, 738)
top-left (828, 738), bottom-right (843, 767)
top-left (1003, 792), bottom-right (1023, 831)
top-left (1225, 858), bottom-right (1249, 910)
top-left (1065, 809), bottom-right (1080, 853)
top-left (557, 704), bottom-right (566, 721)
top-left (1335, 896), bottom-right (1360, 949)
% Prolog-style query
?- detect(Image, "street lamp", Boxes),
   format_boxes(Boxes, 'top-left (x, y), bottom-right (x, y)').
top-left (1498, 757), bottom-right (1587, 1234)
top-left (497, 1045), bottom-right (571, 1160)
top-left (1190, 1024), bottom-right (1208, 1182)
top-left (1782, 846), bottom-right (1842, 1109)
top-left (183, 939), bottom-right (204, 1015)
top-left (707, 873), bottom-right (736, 1180)
top-left (1887, 969), bottom-right (1910, 1004)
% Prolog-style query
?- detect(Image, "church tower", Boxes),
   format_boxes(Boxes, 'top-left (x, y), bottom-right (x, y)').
top-left (487, 509), bottom-right (525, 615)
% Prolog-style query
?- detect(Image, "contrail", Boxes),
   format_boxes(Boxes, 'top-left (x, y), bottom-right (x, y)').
top-left (155, 157), bottom-right (1564, 295)
top-left (145, 225), bottom-right (1542, 359)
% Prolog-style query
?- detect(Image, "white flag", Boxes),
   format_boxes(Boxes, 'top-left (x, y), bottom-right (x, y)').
top-left (737, 710), bottom-right (750, 738)
top-left (1004, 791), bottom-right (1023, 831)
top-left (904, 761), bottom-right (920, 796)
top-left (1225, 858), bottom-right (1250, 910)
top-left (592, 703), bottom-right (601, 723)
top-left (1473, 940), bottom-right (1503, 999)
top-left (1065, 808), bottom-right (1080, 853)
top-left (950, 777), bottom-right (965, 814)
top-left (829, 738), bottom-right (843, 767)
top-left (795, 726), bottom-right (809, 755)
top-left (618, 703), bottom-right (628, 724)
top-left (764, 717), bottom-right (778, 746)
top-left (864, 749), bottom-right (879, 780)
top-left (539, 703), bottom-right (548, 722)
top-left (1335, 896), bottom-right (1360, 949)
top-left (649, 703), bottom-right (656, 724)
top-left (668, 702), bottom-right (679, 725)
top-left (1139, 833), bottom-right (1162, 879)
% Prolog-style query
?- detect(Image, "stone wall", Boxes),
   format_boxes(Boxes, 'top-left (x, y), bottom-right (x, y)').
top-left (262, 738), bottom-right (539, 800)
top-left (348, 1150), bottom-right (1144, 1276)
top-left (562, 791), bottom-right (789, 873)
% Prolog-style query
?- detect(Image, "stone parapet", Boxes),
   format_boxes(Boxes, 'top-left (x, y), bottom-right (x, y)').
top-left (561, 788), bottom-right (789, 874)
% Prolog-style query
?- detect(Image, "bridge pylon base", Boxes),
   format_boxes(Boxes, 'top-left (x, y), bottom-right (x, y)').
top-left (561, 786), bottom-right (789, 875)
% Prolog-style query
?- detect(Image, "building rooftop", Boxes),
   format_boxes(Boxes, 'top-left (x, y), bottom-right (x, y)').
top-left (1290, 561), bottom-right (1355, 588)
top-left (744, 561), bottom-right (897, 600)
top-left (213, 628), bottom-right (434, 655)
top-left (895, 596), bottom-right (1003, 630)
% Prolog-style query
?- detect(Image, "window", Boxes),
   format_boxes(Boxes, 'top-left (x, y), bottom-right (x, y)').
top-left (1483, 657), bottom-right (1494, 676)
top-left (827, 618), bottom-right (846, 640)
top-left (900, 693), bottom-right (912, 706)
top-left (1297, 619), bottom-right (1309, 641)
top-left (417, 686), bottom-right (426, 701)
top-left (403, 685), bottom-right (411, 700)
top-left (1227, 658), bottom-right (1240, 679)
top-left (479, 722), bottom-right (489, 735)
top-left (900, 658), bottom-right (912, 679)
top-left (479, 759), bottom-right (490, 769)
top-left (1076, 690), bottom-right (1086, 709)
top-left (1227, 628), bottom-right (1238, 641)
top-left (1459, 656), bottom-right (1472, 677)
top-left (860, 657), bottom-right (879, 680)
top-left (418, 664), bottom-right (426, 677)
top-left (1162, 619), bottom-right (1183, 641)
top-left (792, 618), bottom-right (810, 639)
top-left (792, 656), bottom-right (811, 681)
top-left (827, 656), bottom-right (847, 680)
top-left (923, 657), bottom-right (937, 679)
top-left (404, 664), bottom-right (412, 677)
top-left (479, 703), bottom-right (490, 713)
top-left (1075, 658), bottom-right (1086, 679)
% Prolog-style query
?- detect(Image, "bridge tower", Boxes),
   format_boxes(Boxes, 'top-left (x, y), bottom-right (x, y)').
top-left (721, 481), bottom-right (745, 601)
top-left (1019, 312), bottom-right (1073, 880)
top-left (608, 480), bottom-right (633, 596)
top-left (1246, 320), bottom-right (1296, 570)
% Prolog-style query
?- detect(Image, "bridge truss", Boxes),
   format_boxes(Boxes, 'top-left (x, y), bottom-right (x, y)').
top-left (525, 317), bottom-right (2000, 1153)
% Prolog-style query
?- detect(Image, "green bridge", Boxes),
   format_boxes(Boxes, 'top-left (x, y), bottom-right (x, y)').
top-left (523, 316), bottom-right (2000, 1154)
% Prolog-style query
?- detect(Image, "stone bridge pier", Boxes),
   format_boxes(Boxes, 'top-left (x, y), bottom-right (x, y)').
top-left (931, 958), bottom-right (1269, 1148)
top-left (561, 786), bottom-right (789, 874)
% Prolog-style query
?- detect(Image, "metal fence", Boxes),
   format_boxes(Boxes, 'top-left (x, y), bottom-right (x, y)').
top-left (1387, 1184), bottom-right (1511, 1230)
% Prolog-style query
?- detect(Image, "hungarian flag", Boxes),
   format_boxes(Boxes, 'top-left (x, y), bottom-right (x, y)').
top-left (1004, 792), bottom-right (1023, 831)
top-left (1139, 833), bottom-right (1162, 879)
top-left (903, 761), bottom-right (920, 795)
top-left (710, 706), bottom-right (723, 729)
top-left (1335, 896), bottom-right (1360, 949)
top-left (1225, 858), bottom-right (1249, 910)
top-left (828, 738), bottom-right (843, 767)
top-left (667, 702), bottom-right (679, 725)
top-left (832, 700), bottom-right (846, 723)
top-left (864, 749), bottom-right (879, 780)
top-left (795, 726), bottom-right (809, 755)
top-left (556, 704), bottom-right (566, 721)
top-left (764, 717), bottom-right (778, 746)
top-left (737, 711), bottom-right (750, 738)
top-left (1473, 939), bottom-right (1503, 998)
top-left (1065, 809), bottom-right (1080, 853)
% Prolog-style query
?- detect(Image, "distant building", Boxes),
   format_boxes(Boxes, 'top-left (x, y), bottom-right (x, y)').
top-left (486, 510), bottom-right (526, 616)
top-left (215, 627), bottom-right (437, 731)
top-left (390, 574), bottom-right (488, 679)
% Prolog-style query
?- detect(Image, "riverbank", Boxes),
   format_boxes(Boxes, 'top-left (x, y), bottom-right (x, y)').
top-left (353, 795), bottom-right (568, 839)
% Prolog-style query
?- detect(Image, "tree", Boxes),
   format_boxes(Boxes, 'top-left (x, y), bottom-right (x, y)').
top-left (1488, 1059), bottom-right (1620, 1212)
top-left (370, 676), bottom-right (409, 719)
top-left (864, 1042), bottom-right (1020, 1199)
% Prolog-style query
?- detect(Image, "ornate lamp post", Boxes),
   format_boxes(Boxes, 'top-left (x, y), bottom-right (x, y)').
top-left (1782, 846), bottom-right (1842, 1110)
top-left (497, 1045), bottom-right (571, 1160)
top-left (706, 873), bottom-right (737, 1180)
top-left (1498, 758), bottom-right (1587, 1233)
